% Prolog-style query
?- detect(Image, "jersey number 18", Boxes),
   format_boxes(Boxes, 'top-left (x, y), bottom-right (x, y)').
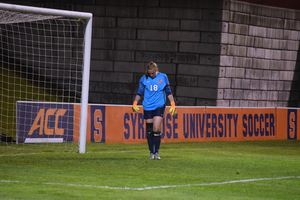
top-left (150, 84), bottom-right (158, 91)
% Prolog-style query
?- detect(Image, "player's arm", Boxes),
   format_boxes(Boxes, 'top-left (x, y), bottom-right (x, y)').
top-left (134, 95), bottom-right (141, 102)
top-left (165, 84), bottom-right (176, 116)
top-left (167, 94), bottom-right (174, 103)
top-left (132, 80), bottom-right (144, 112)
top-left (167, 94), bottom-right (176, 116)
top-left (132, 95), bottom-right (141, 112)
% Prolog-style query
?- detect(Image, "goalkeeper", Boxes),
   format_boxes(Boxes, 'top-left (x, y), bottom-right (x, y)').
top-left (132, 61), bottom-right (176, 160)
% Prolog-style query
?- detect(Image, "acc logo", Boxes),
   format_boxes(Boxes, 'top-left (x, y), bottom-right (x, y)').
top-left (28, 108), bottom-right (67, 135)
top-left (287, 109), bottom-right (297, 139)
top-left (159, 79), bottom-right (162, 84)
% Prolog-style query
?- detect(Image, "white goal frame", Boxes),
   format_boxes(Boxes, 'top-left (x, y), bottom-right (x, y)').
top-left (0, 3), bottom-right (92, 153)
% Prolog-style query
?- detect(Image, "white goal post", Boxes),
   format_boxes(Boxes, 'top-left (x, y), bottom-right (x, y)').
top-left (0, 3), bottom-right (92, 153)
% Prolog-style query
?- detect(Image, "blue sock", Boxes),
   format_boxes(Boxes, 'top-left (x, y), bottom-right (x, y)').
top-left (146, 123), bottom-right (154, 154)
top-left (147, 138), bottom-right (154, 154)
top-left (153, 132), bottom-right (161, 154)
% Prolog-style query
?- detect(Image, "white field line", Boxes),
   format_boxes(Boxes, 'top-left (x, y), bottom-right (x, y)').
top-left (1, 176), bottom-right (299, 190)
top-left (0, 148), bottom-right (218, 156)
top-left (91, 148), bottom-right (222, 154)
top-left (0, 152), bottom-right (45, 157)
top-left (0, 146), bottom-right (298, 156)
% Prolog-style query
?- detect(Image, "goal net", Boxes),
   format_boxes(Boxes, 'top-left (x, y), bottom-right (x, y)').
top-left (0, 3), bottom-right (92, 153)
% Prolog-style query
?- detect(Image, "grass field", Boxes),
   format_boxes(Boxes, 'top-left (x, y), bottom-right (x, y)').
top-left (0, 140), bottom-right (299, 200)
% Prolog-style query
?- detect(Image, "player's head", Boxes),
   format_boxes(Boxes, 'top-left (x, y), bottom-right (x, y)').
top-left (146, 61), bottom-right (158, 79)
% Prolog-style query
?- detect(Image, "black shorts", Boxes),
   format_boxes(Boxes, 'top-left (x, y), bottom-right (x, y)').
top-left (144, 106), bottom-right (166, 119)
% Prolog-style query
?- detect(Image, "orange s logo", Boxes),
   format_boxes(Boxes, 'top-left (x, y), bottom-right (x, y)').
top-left (288, 109), bottom-right (297, 139)
top-left (93, 109), bottom-right (103, 142)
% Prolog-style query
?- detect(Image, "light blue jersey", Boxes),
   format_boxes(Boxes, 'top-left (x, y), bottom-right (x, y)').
top-left (137, 72), bottom-right (172, 111)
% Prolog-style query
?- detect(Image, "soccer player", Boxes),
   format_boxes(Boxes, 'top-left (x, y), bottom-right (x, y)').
top-left (132, 61), bottom-right (176, 160)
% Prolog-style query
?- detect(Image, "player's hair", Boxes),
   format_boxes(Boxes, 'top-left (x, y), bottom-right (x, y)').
top-left (145, 61), bottom-right (158, 78)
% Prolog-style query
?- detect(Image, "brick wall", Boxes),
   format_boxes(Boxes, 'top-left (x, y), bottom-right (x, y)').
top-left (82, 0), bottom-right (225, 106)
top-left (220, 0), bottom-right (300, 107)
top-left (2, 0), bottom-right (300, 107)
top-left (2, 0), bottom-right (225, 106)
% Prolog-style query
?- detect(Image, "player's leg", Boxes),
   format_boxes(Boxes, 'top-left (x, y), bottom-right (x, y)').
top-left (144, 110), bottom-right (155, 159)
top-left (153, 116), bottom-right (163, 159)
top-left (152, 106), bottom-right (165, 159)
top-left (146, 121), bottom-right (154, 158)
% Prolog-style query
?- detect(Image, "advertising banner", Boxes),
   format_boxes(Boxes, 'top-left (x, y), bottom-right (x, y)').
top-left (204, 107), bottom-right (242, 141)
top-left (16, 102), bottom-right (299, 143)
top-left (16, 101), bottom-right (74, 143)
top-left (241, 107), bottom-right (276, 140)
top-left (277, 108), bottom-right (298, 140)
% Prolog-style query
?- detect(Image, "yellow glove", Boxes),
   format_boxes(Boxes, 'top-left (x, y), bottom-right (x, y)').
top-left (132, 101), bottom-right (139, 112)
top-left (169, 101), bottom-right (177, 116)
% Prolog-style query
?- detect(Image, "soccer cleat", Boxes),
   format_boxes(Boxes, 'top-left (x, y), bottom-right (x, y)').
top-left (149, 153), bottom-right (154, 159)
top-left (154, 153), bottom-right (161, 160)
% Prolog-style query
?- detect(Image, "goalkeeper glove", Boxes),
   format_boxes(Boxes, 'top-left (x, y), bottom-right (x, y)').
top-left (169, 101), bottom-right (177, 116)
top-left (132, 101), bottom-right (139, 112)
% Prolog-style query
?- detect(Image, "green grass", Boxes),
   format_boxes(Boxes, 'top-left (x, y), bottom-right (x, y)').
top-left (0, 140), bottom-right (299, 199)
top-left (1, 66), bottom-right (299, 199)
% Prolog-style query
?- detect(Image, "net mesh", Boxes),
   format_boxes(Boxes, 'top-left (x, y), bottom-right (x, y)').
top-left (0, 8), bottom-right (86, 151)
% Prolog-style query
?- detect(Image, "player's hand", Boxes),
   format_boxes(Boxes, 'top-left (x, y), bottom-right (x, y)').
top-left (169, 101), bottom-right (177, 116)
top-left (132, 101), bottom-right (139, 112)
